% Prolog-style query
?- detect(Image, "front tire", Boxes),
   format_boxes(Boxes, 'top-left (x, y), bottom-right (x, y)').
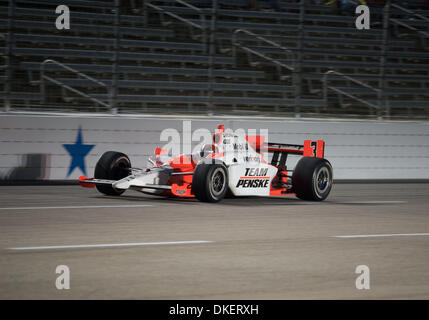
top-left (292, 157), bottom-right (333, 201)
top-left (192, 164), bottom-right (228, 202)
top-left (94, 151), bottom-right (131, 196)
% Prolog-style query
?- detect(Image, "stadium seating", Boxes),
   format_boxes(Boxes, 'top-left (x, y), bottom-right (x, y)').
top-left (0, 0), bottom-right (428, 118)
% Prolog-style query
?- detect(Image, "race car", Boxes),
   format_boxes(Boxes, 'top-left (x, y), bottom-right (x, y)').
top-left (79, 124), bottom-right (333, 202)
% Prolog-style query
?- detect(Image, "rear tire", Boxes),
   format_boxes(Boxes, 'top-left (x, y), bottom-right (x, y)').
top-left (192, 164), bottom-right (228, 203)
top-left (292, 157), bottom-right (333, 201)
top-left (94, 151), bottom-right (131, 196)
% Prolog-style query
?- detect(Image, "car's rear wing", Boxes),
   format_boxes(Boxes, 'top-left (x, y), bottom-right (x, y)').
top-left (267, 141), bottom-right (325, 158)
top-left (266, 141), bottom-right (325, 170)
top-left (246, 135), bottom-right (325, 158)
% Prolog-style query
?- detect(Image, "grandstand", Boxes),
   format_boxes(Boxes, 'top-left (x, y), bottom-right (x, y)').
top-left (0, 0), bottom-right (428, 119)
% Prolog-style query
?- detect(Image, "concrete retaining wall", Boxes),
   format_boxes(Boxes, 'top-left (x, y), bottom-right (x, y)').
top-left (1, 113), bottom-right (428, 181)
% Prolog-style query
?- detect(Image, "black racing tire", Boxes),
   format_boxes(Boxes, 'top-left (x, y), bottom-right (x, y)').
top-left (225, 187), bottom-right (236, 199)
top-left (292, 157), bottom-right (333, 201)
top-left (191, 163), bottom-right (228, 203)
top-left (94, 151), bottom-right (131, 196)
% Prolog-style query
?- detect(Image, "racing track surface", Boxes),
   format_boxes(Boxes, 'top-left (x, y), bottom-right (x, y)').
top-left (0, 183), bottom-right (428, 299)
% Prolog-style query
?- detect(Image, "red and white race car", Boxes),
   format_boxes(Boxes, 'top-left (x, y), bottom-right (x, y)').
top-left (79, 125), bottom-right (333, 202)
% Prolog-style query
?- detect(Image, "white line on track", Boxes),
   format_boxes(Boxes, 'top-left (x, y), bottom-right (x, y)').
top-left (0, 204), bottom-right (153, 210)
top-left (7, 240), bottom-right (213, 251)
top-left (262, 202), bottom-right (317, 205)
top-left (334, 233), bottom-right (429, 239)
top-left (263, 200), bottom-right (407, 205)
top-left (336, 200), bottom-right (408, 205)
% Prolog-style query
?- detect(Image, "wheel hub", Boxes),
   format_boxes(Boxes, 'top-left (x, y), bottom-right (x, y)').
top-left (210, 168), bottom-right (226, 197)
top-left (315, 166), bottom-right (331, 196)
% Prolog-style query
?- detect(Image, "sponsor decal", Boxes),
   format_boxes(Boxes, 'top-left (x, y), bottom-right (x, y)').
top-left (222, 132), bottom-right (236, 138)
top-left (245, 168), bottom-right (268, 176)
top-left (243, 155), bottom-right (260, 162)
top-left (236, 179), bottom-right (269, 188)
top-left (233, 142), bottom-right (249, 151)
top-left (236, 167), bottom-right (270, 188)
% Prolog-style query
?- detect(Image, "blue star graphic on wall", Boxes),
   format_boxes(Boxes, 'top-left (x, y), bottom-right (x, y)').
top-left (63, 127), bottom-right (95, 177)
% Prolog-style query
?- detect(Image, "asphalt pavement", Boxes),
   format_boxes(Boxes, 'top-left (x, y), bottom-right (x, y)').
top-left (0, 183), bottom-right (428, 299)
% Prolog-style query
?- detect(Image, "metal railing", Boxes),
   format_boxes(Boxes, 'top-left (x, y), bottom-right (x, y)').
top-left (232, 29), bottom-right (297, 112)
top-left (323, 70), bottom-right (381, 117)
top-left (232, 29), bottom-right (295, 78)
top-left (391, 3), bottom-right (429, 24)
top-left (144, 0), bottom-right (207, 52)
top-left (0, 34), bottom-right (6, 69)
top-left (2, 1), bottom-right (428, 119)
top-left (40, 59), bottom-right (111, 112)
top-left (0, 33), bottom-right (6, 110)
top-left (390, 3), bottom-right (429, 45)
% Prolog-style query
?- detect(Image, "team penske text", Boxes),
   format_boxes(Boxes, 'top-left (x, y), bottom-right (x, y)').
top-left (236, 179), bottom-right (270, 188)
top-left (236, 167), bottom-right (270, 188)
